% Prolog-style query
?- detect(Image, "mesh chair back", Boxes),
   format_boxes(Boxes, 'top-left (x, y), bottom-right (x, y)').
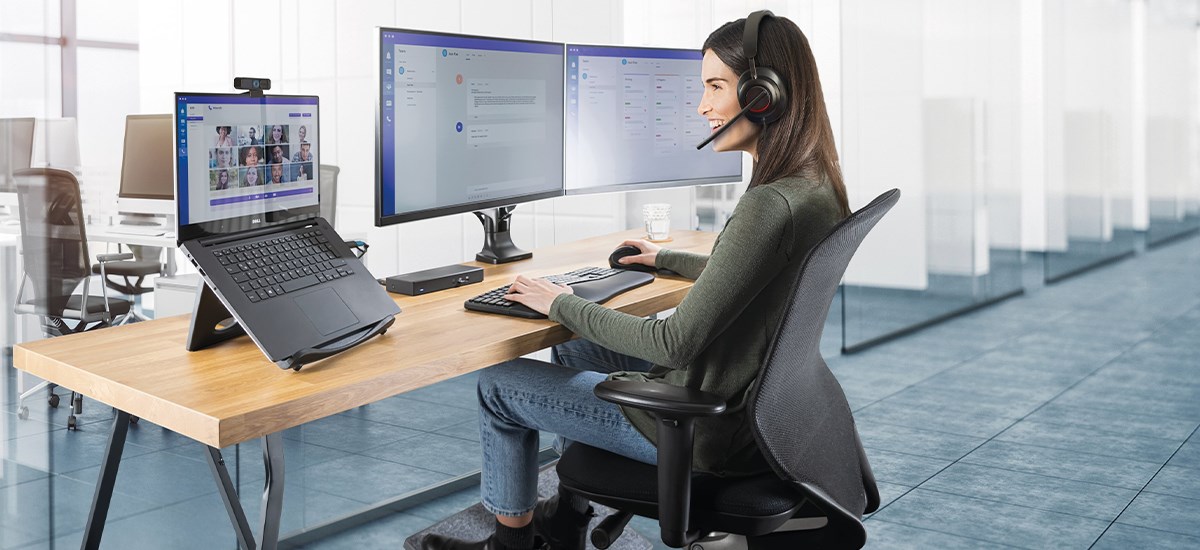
top-left (13, 168), bottom-right (92, 316)
top-left (319, 164), bottom-right (339, 226)
top-left (748, 189), bottom-right (899, 518)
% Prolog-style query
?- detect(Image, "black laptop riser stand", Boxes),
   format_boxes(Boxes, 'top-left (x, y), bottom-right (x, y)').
top-left (186, 281), bottom-right (394, 371)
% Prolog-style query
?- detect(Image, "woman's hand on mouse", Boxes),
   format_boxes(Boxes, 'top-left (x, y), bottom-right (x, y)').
top-left (618, 239), bottom-right (662, 268)
top-left (505, 274), bottom-right (574, 315)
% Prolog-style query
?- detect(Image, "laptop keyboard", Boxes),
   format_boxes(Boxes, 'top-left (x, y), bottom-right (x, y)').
top-left (215, 229), bottom-right (354, 303)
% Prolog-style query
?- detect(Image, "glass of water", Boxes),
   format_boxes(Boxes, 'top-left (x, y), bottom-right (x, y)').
top-left (643, 203), bottom-right (671, 241)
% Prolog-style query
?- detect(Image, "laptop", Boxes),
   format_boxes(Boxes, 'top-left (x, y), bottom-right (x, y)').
top-left (174, 91), bottom-right (399, 369)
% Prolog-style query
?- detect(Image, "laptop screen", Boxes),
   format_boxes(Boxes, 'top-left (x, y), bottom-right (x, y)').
top-left (174, 93), bottom-right (320, 241)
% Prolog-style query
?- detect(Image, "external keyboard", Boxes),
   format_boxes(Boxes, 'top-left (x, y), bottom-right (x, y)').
top-left (465, 266), bottom-right (655, 319)
top-left (216, 229), bottom-right (350, 303)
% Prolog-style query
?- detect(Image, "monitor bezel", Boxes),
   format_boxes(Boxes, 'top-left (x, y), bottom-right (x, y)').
top-left (562, 42), bottom-right (743, 197)
top-left (119, 114), bottom-right (175, 200)
top-left (374, 26), bottom-right (566, 227)
top-left (174, 91), bottom-right (322, 244)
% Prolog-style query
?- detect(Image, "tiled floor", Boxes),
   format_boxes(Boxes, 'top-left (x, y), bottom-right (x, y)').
top-left (1, 233), bottom-right (1197, 549)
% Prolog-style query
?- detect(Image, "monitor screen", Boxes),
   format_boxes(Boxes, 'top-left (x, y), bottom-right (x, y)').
top-left (376, 28), bottom-right (565, 225)
top-left (565, 45), bottom-right (741, 195)
top-left (32, 118), bottom-right (81, 173)
top-left (174, 93), bottom-right (319, 236)
top-left (1, 117), bottom-right (36, 190)
top-left (119, 114), bottom-right (175, 200)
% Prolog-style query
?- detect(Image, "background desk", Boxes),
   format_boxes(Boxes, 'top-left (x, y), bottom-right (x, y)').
top-left (14, 228), bottom-right (716, 549)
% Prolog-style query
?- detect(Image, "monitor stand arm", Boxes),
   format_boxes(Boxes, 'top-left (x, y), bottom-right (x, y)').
top-left (473, 206), bottom-right (532, 264)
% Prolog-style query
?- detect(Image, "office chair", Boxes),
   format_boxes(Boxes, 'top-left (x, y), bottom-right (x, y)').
top-left (554, 189), bottom-right (901, 550)
top-left (11, 168), bottom-right (137, 429)
top-left (90, 243), bottom-right (160, 323)
top-left (319, 164), bottom-right (339, 226)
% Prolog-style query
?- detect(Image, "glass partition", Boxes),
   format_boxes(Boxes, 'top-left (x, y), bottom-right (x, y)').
top-left (1144, 0), bottom-right (1200, 247)
top-left (1044, 0), bottom-right (1140, 281)
top-left (840, 0), bottom-right (1025, 353)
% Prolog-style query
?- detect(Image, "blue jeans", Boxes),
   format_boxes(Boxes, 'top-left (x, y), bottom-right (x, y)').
top-left (477, 339), bottom-right (658, 517)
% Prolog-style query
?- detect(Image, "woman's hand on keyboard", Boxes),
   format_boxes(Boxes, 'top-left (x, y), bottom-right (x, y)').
top-left (505, 274), bottom-right (574, 315)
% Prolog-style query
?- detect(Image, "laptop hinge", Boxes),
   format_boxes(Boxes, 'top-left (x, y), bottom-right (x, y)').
top-left (198, 219), bottom-right (315, 247)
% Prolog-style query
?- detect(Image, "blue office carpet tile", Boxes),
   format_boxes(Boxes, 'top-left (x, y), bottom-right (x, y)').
top-left (1090, 523), bottom-right (1200, 550)
top-left (870, 488), bottom-right (1112, 548)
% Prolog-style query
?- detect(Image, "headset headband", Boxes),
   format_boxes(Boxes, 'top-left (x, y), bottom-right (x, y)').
top-left (743, 10), bottom-right (774, 79)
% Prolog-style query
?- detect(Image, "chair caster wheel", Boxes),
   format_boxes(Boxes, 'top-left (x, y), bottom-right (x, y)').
top-left (129, 415), bottom-right (140, 425)
top-left (67, 415), bottom-right (78, 431)
top-left (48, 394), bottom-right (60, 408)
top-left (18, 406), bottom-right (29, 420)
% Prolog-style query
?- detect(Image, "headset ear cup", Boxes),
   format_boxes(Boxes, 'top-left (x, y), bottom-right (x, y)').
top-left (738, 66), bottom-right (787, 125)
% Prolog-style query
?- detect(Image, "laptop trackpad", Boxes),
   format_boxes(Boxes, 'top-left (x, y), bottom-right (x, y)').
top-left (295, 288), bottom-right (360, 336)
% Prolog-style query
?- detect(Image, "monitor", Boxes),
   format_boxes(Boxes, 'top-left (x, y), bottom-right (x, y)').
top-left (0, 117), bottom-right (36, 192)
top-left (117, 114), bottom-right (176, 218)
top-left (174, 93), bottom-right (320, 241)
top-left (375, 28), bottom-right (564, 263)
top-left (32, 118), bottom-right (82, 173)
top-left (565, 44), bottom-right (742, 195)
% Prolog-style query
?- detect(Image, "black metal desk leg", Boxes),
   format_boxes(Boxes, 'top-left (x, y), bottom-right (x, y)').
top-left (206, 445), bottom-right (256, 550)
top-left (81, 410), bottom-right (131, 550)
top-left (259, 432), bottom-right (285, 550)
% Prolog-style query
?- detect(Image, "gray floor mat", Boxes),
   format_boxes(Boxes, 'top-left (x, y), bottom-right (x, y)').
top-left (404, 466), bottom-right (652, 550)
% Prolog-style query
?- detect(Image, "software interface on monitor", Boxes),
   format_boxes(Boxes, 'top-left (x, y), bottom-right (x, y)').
top-left (175, 94), bottom-right (319, 226)
top-left (565, 46), bottom-right (740, 194)
top-left (378, 30), bottom-right (564, 219)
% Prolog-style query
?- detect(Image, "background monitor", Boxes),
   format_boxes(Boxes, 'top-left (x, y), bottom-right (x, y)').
top-left (32, 118), bottom-right (82, 174)
top-left (375, 28), bottom-right (565, 227)
top-left (565, 44), bottom-right (742, 195)
top-left (0, 117), bottom-right (36, 192)
top-left (118, 114), bottom-right (176, 217)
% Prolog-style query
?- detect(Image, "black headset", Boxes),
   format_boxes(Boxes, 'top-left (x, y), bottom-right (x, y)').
top-left (738, 10), bottom-right (788, 125)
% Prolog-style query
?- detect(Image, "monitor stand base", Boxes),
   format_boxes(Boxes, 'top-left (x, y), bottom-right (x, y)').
top-left (474, 206), bottom-right (532, 264)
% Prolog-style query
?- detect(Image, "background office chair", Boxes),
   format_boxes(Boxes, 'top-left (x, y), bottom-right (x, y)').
top-left (90, 243), bottom-right (160, 322)
top-left (555, 189), bottom-right (900, 550)
top-left (319, 164), bottom-right (339, 226)
top-left (11, 168), bottom-right (137, 429)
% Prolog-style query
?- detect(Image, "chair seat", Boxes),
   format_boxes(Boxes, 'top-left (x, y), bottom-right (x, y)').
top-left (556, 443), bottom-right (806, 520)
top-left (18, 294), bottom-right (132, 320)
top-left (92, 260), bottom-right (160, 277)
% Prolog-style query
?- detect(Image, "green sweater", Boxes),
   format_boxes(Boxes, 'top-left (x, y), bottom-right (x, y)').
top-left (549, 175), bottom-right (844, 476)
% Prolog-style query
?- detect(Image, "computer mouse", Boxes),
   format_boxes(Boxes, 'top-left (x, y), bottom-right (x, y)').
top-left (609, 245), bottom-right (656, 273)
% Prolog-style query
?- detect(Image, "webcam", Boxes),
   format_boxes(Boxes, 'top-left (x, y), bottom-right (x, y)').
top-left (233, 77), bottom-right (271, 97)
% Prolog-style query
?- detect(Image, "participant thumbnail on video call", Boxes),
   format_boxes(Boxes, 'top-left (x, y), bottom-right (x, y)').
top-left (177, 95), bottom-right (319, 226)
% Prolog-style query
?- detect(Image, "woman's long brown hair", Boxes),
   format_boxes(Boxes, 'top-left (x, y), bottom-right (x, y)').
top-left (703, 16), bottom-right (850, 218)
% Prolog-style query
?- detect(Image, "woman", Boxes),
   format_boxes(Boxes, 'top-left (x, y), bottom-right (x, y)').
top-left (268, 124), bottom-right (287, 145)
top-left (213, 169), bottom-right (231, 190)
top-left (241, 146), bottom-right (262, 167)
top-left (422, 13), bottom-right (849, 550)
top-left (242, 167), bottom-right (261, 187)
top-left (214, 126), bottom-right (234, 148)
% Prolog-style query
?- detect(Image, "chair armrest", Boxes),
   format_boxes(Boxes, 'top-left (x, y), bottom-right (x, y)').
top-left (594, 380), bottom-right (726, 418)
top-left (96, 253), bottom-right (134, 262)
top-left (593, 380), bottom-right (726, 548)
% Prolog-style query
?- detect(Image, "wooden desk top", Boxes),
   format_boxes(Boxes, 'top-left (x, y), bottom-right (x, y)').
top-left (14, 229), bottom-right (715, 448)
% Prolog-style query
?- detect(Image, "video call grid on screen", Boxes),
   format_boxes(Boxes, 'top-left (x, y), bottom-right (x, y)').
top-left (378, 29), bottom-right (565, 222)
top-left (565, 45), bottom-right (741, 194)
top-left (175, 94), bottom-right (319, 226)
